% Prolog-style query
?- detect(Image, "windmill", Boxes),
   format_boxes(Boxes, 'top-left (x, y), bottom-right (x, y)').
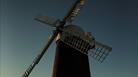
top-left (21, 0), bottom-right (112, 77)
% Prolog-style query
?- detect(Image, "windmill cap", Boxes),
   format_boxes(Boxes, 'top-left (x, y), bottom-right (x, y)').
top-left (63, 25), bottom-right (85, 36)
top-left (63, 25), bottom-right (94, 38)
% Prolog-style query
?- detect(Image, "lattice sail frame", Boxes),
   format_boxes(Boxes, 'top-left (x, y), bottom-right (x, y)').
top-left (61, 28), bottom-right (95, 54)
top-left (89, 41), bottom-right (112, 63)
top-left (60, 25), bottom-right (112, 63)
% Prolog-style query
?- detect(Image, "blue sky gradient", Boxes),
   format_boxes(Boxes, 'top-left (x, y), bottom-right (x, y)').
top-left (1, 0), bottom-right (138, 77)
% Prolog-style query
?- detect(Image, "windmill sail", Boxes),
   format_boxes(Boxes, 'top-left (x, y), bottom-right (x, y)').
top-left (21, 31), bottom-right (58, 77)
top-left (35, 16), bottom-right (61, 27)
top-left (35, 0), bottom-right (86, 27)
top-left (60, 25), bottom-right (95, 55)
top-left (89, 41), bottom-right (112, 63)
top-left (63, 0), bottom-right (85, 23)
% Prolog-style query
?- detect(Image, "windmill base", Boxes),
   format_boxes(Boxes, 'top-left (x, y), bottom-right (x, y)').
top-left (52, 40), bottom-right (91, 77)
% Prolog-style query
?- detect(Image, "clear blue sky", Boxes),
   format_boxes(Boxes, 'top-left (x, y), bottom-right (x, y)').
top-left (1, 0), bottom-right (138, 77)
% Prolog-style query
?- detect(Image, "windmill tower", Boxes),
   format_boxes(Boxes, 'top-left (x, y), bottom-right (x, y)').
top-left (21, 0), bottom-right (112, 77)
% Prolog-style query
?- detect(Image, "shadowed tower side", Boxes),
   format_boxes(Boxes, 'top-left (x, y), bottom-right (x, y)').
top-left (52, 40), bottom-right (91, 77)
